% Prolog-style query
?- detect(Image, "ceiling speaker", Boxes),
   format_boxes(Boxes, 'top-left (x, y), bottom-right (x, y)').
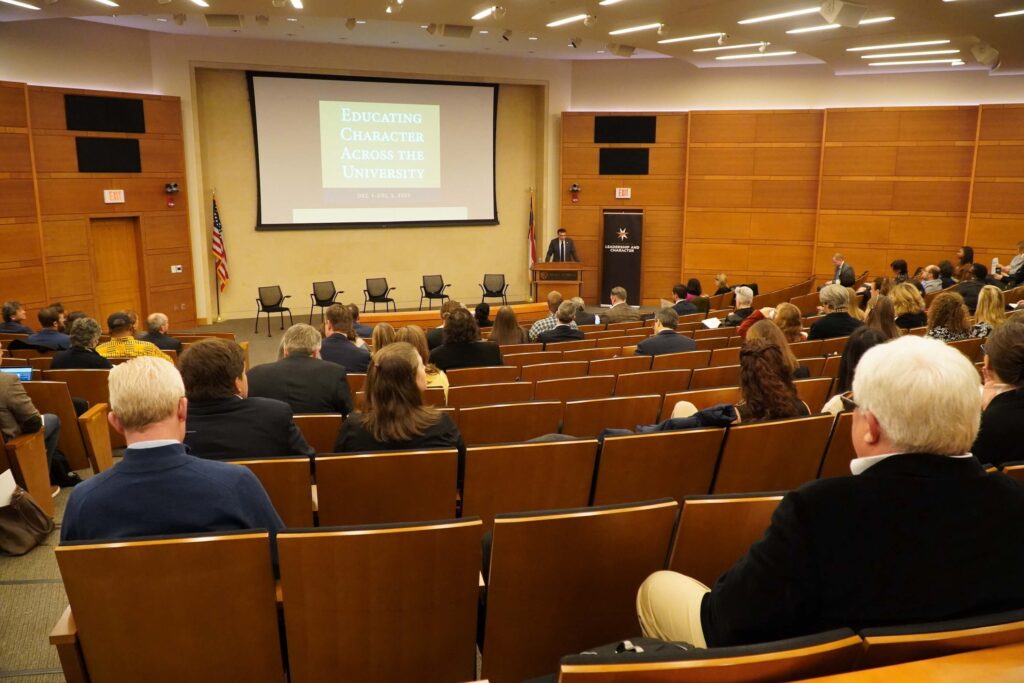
top-left (971, 43), bottom-right (1000, 68)
top-left (606, 43), bottom-right (636, 58)
top-left (819, 0), bottom-right (867, 27)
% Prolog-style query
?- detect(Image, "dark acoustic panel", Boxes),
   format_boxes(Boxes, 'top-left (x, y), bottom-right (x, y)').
top-left (594, 116), bottom-right (657, 144)
top-left (65, 94), bottom-right (146, 133)
top-left (75, 137), bottom-right (142, 173)
top-left (599, 148), bottom-right (650, 175)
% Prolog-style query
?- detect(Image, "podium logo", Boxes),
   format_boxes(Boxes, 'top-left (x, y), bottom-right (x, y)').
top-left (617, 228), bottom-right (630, 241)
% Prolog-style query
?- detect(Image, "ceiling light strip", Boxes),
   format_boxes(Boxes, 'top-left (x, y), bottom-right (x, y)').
top-left (609, 22), bottom-right (662, 35)
top-left (658, 32), bottom-right (725, 44)
top-left (860, 49), bottom-right (960, 59)
top-left (738, 7), bottom-right (819, 24)
top-left (546, 13), bottom-right (589, 27)
top-left (290, 0), bottom-right (303, 8)
top-left (472, 6), bottom-right (496, 21)
top-left (716, 51), bottom-right (798, 60)
top-left (694, 42), bottom-right (767, 53)
top-left (0, 0), bottom-right (41, 8)
top-left (994, 8), bottom-right (1024, 17)
top-left (786, 16), bottom-right (894, 34)
top-left (869, 59), bottom-right (964, 66)
top-left (848, 39), bottom-right (950, 52)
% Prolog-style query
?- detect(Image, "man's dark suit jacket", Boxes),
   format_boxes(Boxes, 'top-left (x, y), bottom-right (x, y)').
top-left (354, 322), bottom-right (374, 338)
top-left (538, 325), bottom-right (585, 346)
top-left (673, 299), bottom-right (698, 316)
top-left (807, 313), bottom-right (863, 341)
top-left (320, 333), bottom-right (371, 373)
top-left (26, 329), bottom-right (70, 351)
top-left (702, 454), bottom-right (1024, 647)
top-left (185, 395), bottom-right (314, 460)
top-left (952, 280), bottom-right (985, 313)
top-left (246, 354), bottom-right (352, 415)
top-left (426, 326), bottom-right (445, 350)
top-left (575, 310), bottom-right (597, 325)
top-left (429, 341), bottom-right (502, 371)
top-left (722, 307), bottom-right (754, 327)
top-left (0, 321), bottom-right (33, 334)
top-left (833, 263), bottom-right (856, 288)
top-left (51, 346), bottom-right (113, 370)
top-left (636, 330), bottom-right (697, 356)
top-left (974, 388), bottom-right (1024, 468)
top-left (138, 331), bottom-right (182, 352)
top-left (545, 237), bottom-right (579, 262)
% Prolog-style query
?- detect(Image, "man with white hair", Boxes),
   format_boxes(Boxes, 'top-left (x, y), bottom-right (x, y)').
top-left (61, 357), bottom-right (282, 541)
top-left (636, 336), bottom-right (1024, 648)
top-left (721, 286), bottom-right (754, 327)
top-left (247, 323), bottom-right (352, 415)
top-left (139, 312), bottom-right (182, 352)
top-left (808, 284), bottom-right (863, 340)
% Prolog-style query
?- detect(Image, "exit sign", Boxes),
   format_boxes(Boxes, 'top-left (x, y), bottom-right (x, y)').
top-left (103, 189), bottom-right (125, 204)
top-left (615, 187), bottom-right (632, 199)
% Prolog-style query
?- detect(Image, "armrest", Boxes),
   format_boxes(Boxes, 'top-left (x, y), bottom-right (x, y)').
top-left (50, 605), bottom-right (78, 645)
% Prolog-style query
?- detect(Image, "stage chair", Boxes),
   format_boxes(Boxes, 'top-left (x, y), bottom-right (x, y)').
top-left (790, 340), bottom-right (824, 358)
top-left (446, 382), bottom-right (532, 408)
top-left (255, 285), bottom-right (293, 337)
top-left (277, 518), bottom-right (482, 683)
top-left (419, 274), bottom-right (451, 311)
top-left (596, 334), bottom-right (646, 348)
top-left (316, 449), bottom-right (457, 526)
top-left (502, 351), bottom-right (563, 368)
top-left (480, 273), bottom-right (510, 306)
top-left (819, 411), bottom-right (856, 478)
top-left (77, 403), bottom-right (113, 474)
top-left (695, 337), bottom-right (730, 351)
top-left (710, 346), bottom-right (741, 367)
top-left (561, 347), bottom-right (619, 362)
top-left (794, 377), bottom-right (834, 413)
top-left (669, 491), bottom-right (785, 585)
top-left (364, 277), bottom-right (397, 312)
top-left (51, 532), bottom-right (283, 683)
top-left (651, 350), bottom-right (711, 370)
top-left (309, 280), bottom-right (341, 324)
top-left (292, 413), bottom-right (343, 454)
top-left (545, 339), bottom-right (597, 352)
top-left (588, 355), bottom-right (652, 376)
top-left (445, 365), bottom-right (519, 386)
top-left (520, 361), bottom-right (589, 382)
top-left (534, 375), bottom-right (615, 402)
top-left (660, 386), bottom-right (741, 420)
top-left (2, 430), bottom-right (54, 517)
top-left (690, 364), bottom-right (741, 390)
top-left (713, 414), bottom-right (835, 494)
top-left (462, 439), bottom-right (597, 531)
top-left (592, 429), bottom-right (725, 506)
top-left (459, 402), bottom-right (563, 445)
top-left (614, 369), bottom-right (692, 397)
top-left (561, 395), bottom-right (661, 438)
top-left (497, 342), bottom-right (542, 354)
top-left (481, 499), bottom-right (679, 683)
top-left (226, 456), bottom-right (314, 527)
top-left (22, 380), bottom-right (89, 470)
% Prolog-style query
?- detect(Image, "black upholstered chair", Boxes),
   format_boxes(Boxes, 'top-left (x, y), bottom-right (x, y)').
top-left (363, 278), bottom-right (397, 313)
top-left (480, 274), bottom-right (509, 306)
top-left (309, 281), bottom-right (342, 324)
top-left (255, 286), bottom-right (293, 337)
top-left (419, 274), bottom-right (451, 311)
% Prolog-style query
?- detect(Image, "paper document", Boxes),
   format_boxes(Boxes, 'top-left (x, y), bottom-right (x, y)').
top-left (0, 470), bottom-right (17, 508)
top-left (702, 317), bottom-right (722, 329)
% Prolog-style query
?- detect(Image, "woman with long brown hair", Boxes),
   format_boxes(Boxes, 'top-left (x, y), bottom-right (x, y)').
top-left (488, 305), bottom-right (529, 345)
top-left (394, 324), bottom-right (448, 394)
top-left (746, 319), bottom-right (809, 378)
top-left (371, 322), bottom-right (396, 352)
top-left (735, 338), bottom-right (810, 423)
top-left (864, 295), bottom-right (900, 340)
top-left (926, 292), bottom-right (971, 342)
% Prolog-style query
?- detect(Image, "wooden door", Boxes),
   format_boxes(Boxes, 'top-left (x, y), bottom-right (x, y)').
top-left (90, 217), bottom-right (142, 320)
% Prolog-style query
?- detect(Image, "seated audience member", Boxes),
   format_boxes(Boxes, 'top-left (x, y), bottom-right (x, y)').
top-left (538, 301), bottom-right (586, 346)
top-left (893, 283), bottom-right (928, 329)
top-left (0, 341), bottom-right (78, 488)
top-left (992, 241), bottom-right (1024, 286)
top-left (926, 292), bottom-right (972, 342)
top-left (489, 305), bottom-right (530, 345)
top-left (0, 300), bottom-right (33, 334)
top-left (890, 259), bottom-right (910, 285)
top-left (371, 323), bottom-right (396, 352)
top-left (429, 308), bottom-right (502, 371)
top-left (333, 342), bottom-right (464, 459)
top-left (636, 307), bottom-right (695, 356)
top-left (721, 286), bottom-right (755, 327)
top-left (95, 312), bottom-right (170, 361)
top-left (138, 312), bottom-right (182, 352)
top-left (919, 265), bottom-right (943, 295)
top-left (395, 324), bottom-right (449, 395)
top-left (735, 338), bottom-right (810, 423)
top-left (603, 286), bottom-right (642, 324)
top-left (247, 324), bottom-right (351, 416)
top-left (847, 286), bottom-right (867, 321)
top-left (685, 278), bottom-right (703, 301)
top-left (320, 303), bottom-right (371, 373)
top-left (958, 245), bottom-right (975, 269)
top-left (51, 317), bottom-right (113, 370)
top-left (529, 291), bottom-right (572, 341)
top-left (180, 338), bottom-right (313, 460)
top-left (48, 303), bottom-right (67, 332)
top-left (60, 357), bottom-right (282, 542)
top-left (475, 303), bottom-right (493, 329)
top-left (821, 327), bottom-right (889, 415)
top-left (571, 297), bottom-right (598, 325)
top-left (737, 302), bottom-right (805, 343)
top-left (972, 285), bottom-right (1007, 339)
top-left (427, 299), bottom-right (461, 349)
top-left (670, 284), bottom-right (698, 316)
top-left (713, 273), bottom-right (731, 296)
top-left (808, 285), bottom-right (863, 341)
top-left (746, 320), bottom-right (810, 379)
top-left (346, 303), bottom-right (374, 339)
top-left (864, 295), bottom-right (900, 340)
top-left (938, 260), bottom-right (958, 289)
top-left (26, 306), bottom-right (70, 350)
top-left (952, 264), bottom-right (989, 313)
top-left (974, 320), bottom-right (1024, 467)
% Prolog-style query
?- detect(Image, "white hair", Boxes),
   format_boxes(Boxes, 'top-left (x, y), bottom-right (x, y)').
top-left (281, 323), bottom-right (322, 357)
top-left (109, 357), bottom-right (185, 430)
top-left (853, 336), bottom-right (981, 455)
top-left (734, 286), bottom-right (753, 307)
top-left (819, 284), bottom-right (849, 311)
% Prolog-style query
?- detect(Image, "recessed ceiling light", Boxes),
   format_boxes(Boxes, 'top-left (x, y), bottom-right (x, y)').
top-left (93, 0), bottom-right (119, 6)
top-left (528, 36), bottom-right (538, 40)
top-left (190, 0), bottom-right (208, 6)
top-left (420, 24), bottom-right (428, 28)
top-left (356, 20), bottom-right (366, 24)
top-left (738, 7), bottom-right (819, 25)
top-left (848, 39), bottom-right (949, 52)
top-left (995, 8), bottom-right (1024, 16)
top-left (479, 30), bottom-right (488, 34)
top-left (156, 16), bottom-right (167, 21)
top-left (716, 50), bottom-right (797, 60)
top-left (286, 17), bottom-right (297, 22)
top-left (694, 41), bottom-right (767, 53)
top-left (472, 6), bottom-right (497, 20)
top-left (609, 22), bottom-right (662, 35)
top-left (0, 0), bottom-right (41, 8)
top-left (869, 59), bottom-right (964, 66)
top-left (861, 49), bottom-right (960, 59)
top-left (657, 32), bottom-right (724, 44)
top-left (547, 13), bottom-right (589, 27)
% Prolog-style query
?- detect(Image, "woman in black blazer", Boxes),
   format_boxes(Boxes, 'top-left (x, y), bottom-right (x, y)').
top-left (974, 321), bottom-right (1024, 467)
top-left (51, 317), bottom-right (113, 370)
top-left (429, 308), bottom-right (502, 371)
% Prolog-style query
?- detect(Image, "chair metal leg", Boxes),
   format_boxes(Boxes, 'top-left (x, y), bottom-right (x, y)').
top-left (255, 309), bottom-right (260, 334)
top-left (309, 304), bottom-right (314, 325)
top-left (265, 312), bottom-right (271, 337)
top-left (287, 309), bottom-right (293, 327)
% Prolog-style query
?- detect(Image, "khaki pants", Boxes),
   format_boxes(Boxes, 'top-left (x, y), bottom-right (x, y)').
top-left (636, 571), bottom-right (710, 648)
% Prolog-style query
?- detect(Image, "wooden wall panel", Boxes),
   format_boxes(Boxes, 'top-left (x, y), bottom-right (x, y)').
top-left (0, 266), bottom-right (46, 303)
top-left (42, 219), bottom-right (89, 258)
top-left (0, 133), bottom-right (32, 172)
top-left (0, 82), bottom-right (28, 128)
top-left (0, 179), bottom-right (37, 218)
top-left (46, 260), bottom-right (93, 300)
top-left (0, 223), bottom-right (42, 264)
top-left (144, 251), bottom-right (193, 290)
top-left (968, 105), bottom-right (1024, 269)
top-left (26, 89), bottom-right (65, 131)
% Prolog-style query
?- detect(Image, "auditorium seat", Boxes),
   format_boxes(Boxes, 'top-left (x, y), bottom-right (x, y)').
top-left (712, 414), bottom-right (835, 494)
top-left (678, 312), bottom-right (708, 324)
top-left (22, 380), bottom-right (89, 470)
top-left (577, 324), bottom-right (605, 334)
top-left (791, 340), bottom-right (825, 359)
top-left (821, 336), bottom-right (850, 356)
top-left (533, 375), bottom-right (616, 402)
top-left (498, 342), bottom-right (542, 354)
top-left (77, 403), bottom-right (113, 474)
top-left (423, 387), bottom-right (446, 406)
top-left (694, 328), bottom-right (732, 340)
top-left (801, 356), bottom-right (827, 377)
top-left (651, 350), bottom-right (711, 370)
top-left (520, 361), bottom-right (589, 382)
top-left (315, 449), bottom-right (457, 525)
top-left (462, 439), bottom-right (597, 530)
top-left (596, 334), bottom-right (646, 349)
top-left (585, 330), bottom-right (626, 340)
top-left (819, 411), bottom-right (856, 479)
top-left (710, 346), bottom-right (741, 367)
top-left (3, 430), bottom-right (53, 517)
top-left (795, 377), bottom-right (834, 413)
top-left (52, 532), bottom-right (284, 683)
top-left (27, 356), bottom-right (54, 371)
top-left (690, 364), bottom-right (741, 390)
top-left (42, 369), bottom-right (124, 449)
top-left (277, 518), bottom-right (482, 683)
top-left (1002, 462), bottom-right (1024, 483)
top-left (948, 337), bottom-right (985, 363)
top-left (822, 355), bottom-right (842, 379)
top-left (661, 386), bottom-right (741, 420)
top-left (906, 326), bottom-right (928, 336)
top-left (696, 337), bottom-right (730, 351)
top-left (459, 402), bottom-right (563, 445)
top-left (446, 382), bottom-right (532, 408)
top-left (624, 327), bottom-right (653, 337)
top-left (588, 355), bottom-right (652, 376)
top-left (561, 347), bottom-right (619, 362)
top-left (669, 492), bottom-right (785, 586)
top-left (346, 373), bottom-right (366, 393)
top-left (561, 395), bottom-right (661, 437)
top-left (226, 456), bottom-right (314, 527)
top-left (604, 321), bottom-right (637, 332)
top-left (789, 291), bottom-right (823, 316)
top-left (545, 339), bottom-right (597, 352)
top-left (503, 351), bottom-right (562, 368)
top-left (481, 499), bottom-right (679, 683)
top-left (591, 429), bottom-right (725, 505)
top-left (614, 369), bottom-right (692, 397)
top-left (445, 365), bottom-right (519, 386)
top-left (292, 413), bottom-right (343, 454)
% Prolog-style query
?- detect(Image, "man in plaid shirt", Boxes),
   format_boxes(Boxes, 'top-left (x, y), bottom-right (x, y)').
top-left (96, 312), bottom-right (172, 362)
top-left (529, 290), bottom-right (577, 341)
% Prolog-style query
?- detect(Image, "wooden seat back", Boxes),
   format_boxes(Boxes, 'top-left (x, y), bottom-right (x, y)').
top-left (596, 334), bottom-right (646, 348)
top-left (561, 347), bottom-right (619, 362)
top-left (625, 327), bottom-right (653, 337)
top-left (520, 361), bottom-right (589, 382)
top-left (498, 343), bottom-right (542, 354)
top-left (576, 324), bottom-right (605, 333)
top-left (710, 346), bottom-right (741, 367)
top-left (346, 373), bottom-right (366, 393)
top-left (695, 337), bottom-right (730, 351)
top-left (502, 351), bottom-right (562, 369)
top-left (822, 354), bottom-right (842, 379)
top-left (225, 456), bottom-right (313, 527)
top-left (445, 365), bottom-right (520, 386)
top-left (694, 328), bottom-right (732, 340)
top-left (661, 386), bottom-right (741, 420)
top-left (463, 440), bottom-right (597, 531)
top-left (651, 350), bottom-right (710, 370)
top-left (54, 532), bottom-right (283, 683)
top-left (316, 449), bottom-right (457, 525)
top-left (22, 380), bottom-right (89, 470)
top-left (795, 377), bottom-right (834, 413)
top-left (292, 413), bottom-right (343, 454)
top-left (1002, 462), bottom-right (1024, 483)
top-left (713, 414), bottom-right (835, 493)
top-left (584, 330), bottom-right (625, 340)
top-left (41, 369), bottom-right (123, 448)
top-left (821, 336), bottom-right (850, 356)
top-left (458, 402), bottom-right (563, 445)
top-left (277, 519), bottom-right (482, 683)
top-left (2, 430), bottom-right (54, 517)
top-left (482, 500), bottom-right (679, 683)
top-left (614, 369), bottom-right (692, 397)
top-left (423, 387), bottom-right (446, 406)
top-left (948, 337), bottom-right (985, 363)
top-left (588, 355), bottom-right (652, 376)
top-left (592, 429), bottom-right (725, 506)
top-left (801, 356), bottom-right (826, 377)
top-left (77, 403), bottom-right (114, 474)
top-left (446, 382), bottom-right (532, 408)
top-left (562, 395), bottom-right (661, 437)
top-left (789, 291), bottom-right (823, 315)
top-left (819, 411), bottom-right (856, 478)
top-left (790, 340), bottom-right (824, 358)
top-left (604, 321), bottom-right (638, 331)
top-left (906, 326), bottom-right (927, 336)
top-left (545, 339), bottom-right (597, 351)
top-left (534, 375), bottom-right (616, 402)
top-left (690, 364), bottom-right (741, 389)
top-left (28, 356), bottom-right (54, 371)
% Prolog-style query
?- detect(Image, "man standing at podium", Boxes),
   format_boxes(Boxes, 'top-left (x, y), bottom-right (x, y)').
top-left (546, 228), bottom-right (579, 263)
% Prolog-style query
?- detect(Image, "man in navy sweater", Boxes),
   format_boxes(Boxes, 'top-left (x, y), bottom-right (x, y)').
top-left (61, 357), bottom-right (282, 542)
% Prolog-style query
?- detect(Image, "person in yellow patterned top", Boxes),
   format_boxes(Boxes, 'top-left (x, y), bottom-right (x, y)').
top-left (95, 312), bottom-right (172, 362)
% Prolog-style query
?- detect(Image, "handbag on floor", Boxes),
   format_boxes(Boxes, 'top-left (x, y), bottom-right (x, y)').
top-left (0, 486), bottom-right (56, 555)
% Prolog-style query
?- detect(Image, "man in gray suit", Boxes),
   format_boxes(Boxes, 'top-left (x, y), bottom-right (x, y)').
top-left (636, 308), bottom-right (696, 356)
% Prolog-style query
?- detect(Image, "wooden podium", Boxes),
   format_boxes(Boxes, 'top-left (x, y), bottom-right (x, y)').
top-left (532, 262), bottom-right (583, 301)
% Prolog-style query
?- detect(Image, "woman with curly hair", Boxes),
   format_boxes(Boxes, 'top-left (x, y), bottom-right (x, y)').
top-left (734, 338), bottom-right (810, 423)
top-left (746, 320), bottom-right (810, 378)
top-left (926, 292), bottom-right (971, 342)
top-left (971, 285), bottom-right (1007, 339)
top-left (429, 307), bottom-right (502, 371)
top-left (892, 283), bottom-right (927, 329)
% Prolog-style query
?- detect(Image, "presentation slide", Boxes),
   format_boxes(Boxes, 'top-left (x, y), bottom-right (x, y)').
top-left (248, 72), bottom-right (498, 229)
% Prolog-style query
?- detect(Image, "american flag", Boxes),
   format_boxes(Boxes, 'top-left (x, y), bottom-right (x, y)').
top-left (211, 197), bottom-right (230, 292)
top-left (528, 191), bottom-right (537, 270)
